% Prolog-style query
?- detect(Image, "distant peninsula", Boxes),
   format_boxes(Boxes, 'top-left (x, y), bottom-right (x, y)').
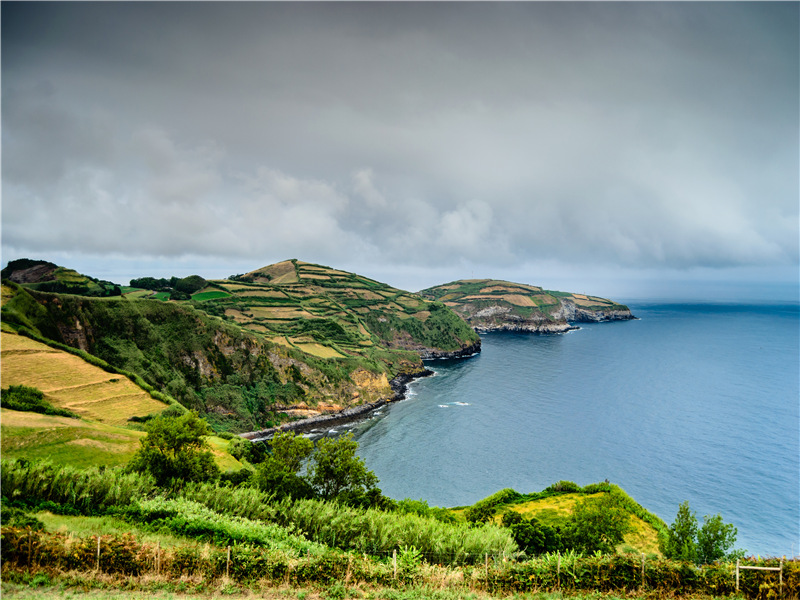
top-left (421, 279), bottom-right (634, 334)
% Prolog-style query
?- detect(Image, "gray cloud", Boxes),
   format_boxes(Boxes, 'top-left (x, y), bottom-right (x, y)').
top-left (2, 2), bottom-right (797, 297)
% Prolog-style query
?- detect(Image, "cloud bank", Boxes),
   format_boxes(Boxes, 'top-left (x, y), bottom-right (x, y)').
top-left (2, 2), bottom-right (797, 297)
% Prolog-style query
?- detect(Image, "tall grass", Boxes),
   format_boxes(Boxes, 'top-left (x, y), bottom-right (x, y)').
top-left (2, 460), bottom-right (516, 565)
top-left (1, 459), bottom-right (157, 514)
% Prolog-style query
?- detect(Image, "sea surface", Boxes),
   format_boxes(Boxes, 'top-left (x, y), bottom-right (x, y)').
top-left (339, 302), bottom-right (799, 557)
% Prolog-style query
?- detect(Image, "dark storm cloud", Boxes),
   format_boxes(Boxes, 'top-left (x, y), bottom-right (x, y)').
top-left (2, 2), bottom-right (797, 294)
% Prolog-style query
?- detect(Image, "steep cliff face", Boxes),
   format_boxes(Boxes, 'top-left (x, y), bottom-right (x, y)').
top-left (420, 279), bottom-right (634, 334)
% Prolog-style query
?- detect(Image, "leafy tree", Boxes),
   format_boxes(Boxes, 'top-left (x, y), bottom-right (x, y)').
top-left (661, 500), bottom-right (699, 563)
top-left (661, 501), bottom-right (740, 564)
top-left (566, 494), bottom-right (631, 554)
top-left (174, 275), bottom-right (208, 295)
top-left (697, 513), bottom-right (738, 564)
top-left (128, 412), bottom-right (219, 486)
top-left (502, 511), bottom-right (562, 556)
top-left (270, 430), bottom-right (314, 473)
top-left (308, 433), bottom-right (378, 500)
top-left (252, 431), bottom-right (315, 499)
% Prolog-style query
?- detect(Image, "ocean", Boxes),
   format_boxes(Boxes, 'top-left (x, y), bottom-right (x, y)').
top-left (341, 302), bottom-right (799, 557)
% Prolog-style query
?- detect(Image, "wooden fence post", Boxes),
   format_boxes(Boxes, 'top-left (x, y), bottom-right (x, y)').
top-left (226, 546), bottom-right (231, 579)
top-left (641, 553), bottom-right (646, 590)
top-left (780, 558), bottom-right (784, 597)
top-left (96, 536), bottom-right (101, 572)
top-left (736, 559), bottom-right (740, 593)
top-left (393, 549), bottom-right (397, 579)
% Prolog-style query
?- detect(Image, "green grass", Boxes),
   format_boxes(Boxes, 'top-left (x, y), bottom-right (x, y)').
top-left (0, 408), bottom-right (145, 467)
top-left (33, 511), bottom-right (201, 549)
top-left (192, 290), bottom-right (232, 301)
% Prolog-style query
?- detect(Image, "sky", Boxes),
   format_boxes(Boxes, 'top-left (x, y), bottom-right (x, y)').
top-left (2, 2), bottom-right (798, 302)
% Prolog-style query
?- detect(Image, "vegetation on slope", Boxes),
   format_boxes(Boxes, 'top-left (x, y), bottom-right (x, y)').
top-left (2, 259), bottom-right (481, 432)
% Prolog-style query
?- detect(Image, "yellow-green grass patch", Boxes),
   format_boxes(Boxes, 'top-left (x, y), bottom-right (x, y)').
top-left (205, 435), bottom-right (244, 472)
top-left (224, 308), bottom-right (248, 322)
top-left (122, 289), bottom-right (154, 299)
top-left (249, 306), bottom-right (315, 320)
top-left (1, 333), bottom-right (165, 425)
top-left (294, 343), bottom-right (345, 359)
top-left (502, 493), bottom-right (661, 555)
top-left (35, 512), bottom-right (202, 550)
top-left (0, 408), bottom-right (145, 467)
top-left (574, 296), bottom-right (614, 307)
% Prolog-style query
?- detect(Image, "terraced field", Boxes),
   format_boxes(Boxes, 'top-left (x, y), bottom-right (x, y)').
top-left (1, 332), bottom-right (166, 426)
top-left (203, 259), bottom-right (479, 362)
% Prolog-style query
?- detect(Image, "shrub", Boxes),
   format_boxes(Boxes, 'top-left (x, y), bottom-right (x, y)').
top-left (0, 385), bottom-right (78, 418)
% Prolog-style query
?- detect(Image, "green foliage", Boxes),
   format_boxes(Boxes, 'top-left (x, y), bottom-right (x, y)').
top-left (174, 275), bottom-right (208, 295)
top-left (251, 431), bottom-right (315, 500)
top-left (309, 433), bottom-right (379, 500)
top-left (697, 513), bottom-right (738, 564)
top-left (123, 496), bottom-right (324, 555)
top-left (661, 500), bottom-right (699, 563)
top-left (1, 459), bottom-right (157, 515)
top-left (545, 480), bottom-right (581, 493)
top-left (127, 412), bottom-right (220, 486)
top-left (0, 385), bottom-right (79, 419)
top-left (501, 512), bottom-right (561, 556)
top-left (661, 500), bottom-right (740, 565)
top-left (565, 494), bottom-right (631, 554)
top-left (465, 488), bottom-right (521, 524)
top-left (0, 503), bottom-right (46, 530)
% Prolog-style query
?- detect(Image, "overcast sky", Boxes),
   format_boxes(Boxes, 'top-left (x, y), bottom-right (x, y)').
top-left (2, 2), bottom-right (798, 301)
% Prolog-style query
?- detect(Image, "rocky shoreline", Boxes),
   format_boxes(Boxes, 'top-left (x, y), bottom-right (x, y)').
top-left (240, 366), bottom-right (436, 442)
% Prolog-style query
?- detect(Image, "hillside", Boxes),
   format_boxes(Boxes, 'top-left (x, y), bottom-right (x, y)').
top-left (207, 260), bottom-right (480, 360)
top-left (1, 258), bottom-right (121, 297)
top-left (420, 279), bottom-right (634, 333)
top-left (0, 329), bottom-right (241, 471)
top-left (1, 260), bottom-right (480, 433)
top-left (454, 482), bottom-right (667, 557)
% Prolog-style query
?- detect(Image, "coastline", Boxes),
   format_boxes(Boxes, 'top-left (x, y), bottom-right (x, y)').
top-left (240, 367), bottom-right (434, 442)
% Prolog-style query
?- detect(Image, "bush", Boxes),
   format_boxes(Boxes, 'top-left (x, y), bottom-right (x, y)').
top-left (0, 385), bottom-right (78, 419)
top-left (127, 412), bottom-right (220, 486)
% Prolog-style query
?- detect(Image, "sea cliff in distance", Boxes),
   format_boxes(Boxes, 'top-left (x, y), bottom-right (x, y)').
top-left (420, 279), bottom-right (634, 334)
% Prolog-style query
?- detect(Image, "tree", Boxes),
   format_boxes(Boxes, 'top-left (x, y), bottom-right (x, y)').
top-left (308, 433), bottom-right (378, 500)
top-left (566, 494), bottom-right (631, 554)
top-left (697, 514), bottom-right (738, 564)
top-left (252, 431), bottom-right (315, 499)
top-left (661, 500), bottom-right (699, 563)
top-left (661, 501), bottom-right (739, 564)
top-left (128, 411), bottom-right (219, 486)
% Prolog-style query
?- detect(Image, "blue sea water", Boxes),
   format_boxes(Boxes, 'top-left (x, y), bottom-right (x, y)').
top-left (343, 303), bottom-right (800, 557)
